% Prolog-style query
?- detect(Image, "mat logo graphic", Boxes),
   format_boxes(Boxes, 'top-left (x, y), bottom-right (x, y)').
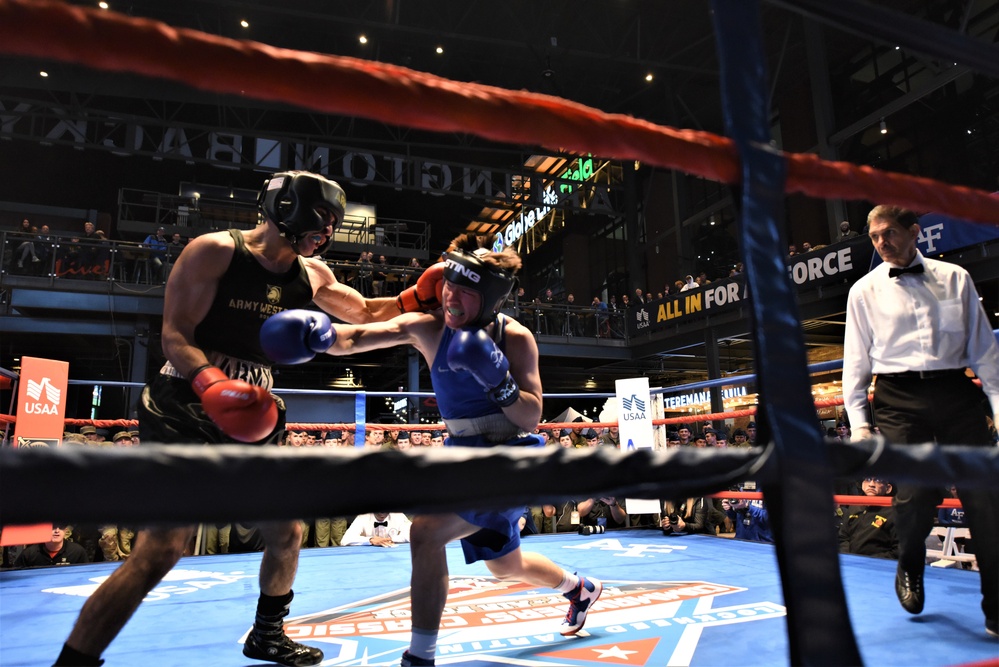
top-left (24, 377), bottom-right (61, 413)
top-left (562, 537), bottom-right (688, 558)
top-left (278, 576), bottom-right (785, 665)
top-left (42, 569), bottom-right (255, 601)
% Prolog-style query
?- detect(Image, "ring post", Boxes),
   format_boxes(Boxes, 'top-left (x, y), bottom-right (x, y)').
top-left (710, 0), bottom-right (862, 663)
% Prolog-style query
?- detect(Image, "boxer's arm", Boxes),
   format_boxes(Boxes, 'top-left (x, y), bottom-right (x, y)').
top-left (324, 312), bottom-right (437, 358)
top-left (497, 323), bottom-right (544, 432)
top-left (306, 258), bottom-right (403, 324)
top-left (161, 233), bottom-right (234, 377)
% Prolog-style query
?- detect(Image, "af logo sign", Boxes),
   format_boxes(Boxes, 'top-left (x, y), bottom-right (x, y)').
top-left (274, 565), bottom-right (785, 664)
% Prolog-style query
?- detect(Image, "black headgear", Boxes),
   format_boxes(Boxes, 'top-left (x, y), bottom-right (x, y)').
top-left (442, 248), bottom-right (516, 330)
top-left (258, 171), bottom-right (346, 256)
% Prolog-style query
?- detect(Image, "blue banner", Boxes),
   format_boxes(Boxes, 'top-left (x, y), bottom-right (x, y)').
top-left (871, 201), bottom-right (999, 267)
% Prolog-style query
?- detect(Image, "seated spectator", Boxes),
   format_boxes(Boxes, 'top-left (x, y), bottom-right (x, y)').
top-left (341, 512), bottom-right (412, 547)
top-left (661, 497), bottom-right (714, 536)
top-left (592, 296), bottom-right (610, 337)
top-left (801, 242), bottom-right (813, 252)
top-left (395, 431), bottom-right (412, 450)
top-left (679, 275), bottom-right (697, 292)
top-left (838, 220), bottom-right (859, 241)
top-left (13, 525), bottom-right (89, 568)
top-left (428, 430), bottom-right (444, 447)
top-left (666, 431), bottom-right (681, 448)
top-left (834, 421), bottom-right (851, 442)
top-left (518, 507), bottom-right (541, 537)
top-left (363, 428), bottom-right (385, 449)
top-left (581, 428), bottom-right (601, 448)
top-left (838, 476), bottom-right (898, 559)
top-left (732, 428), bottom-right (750, 447)
top-left (600, 425), bottom-right (620, 448)
top-left (557, 429), bottom-right (574, 448)
top-left (409, 431), bottom-right (423, 448)
top-left (163, 232), bottom-right (186, 281)
top-left (400, 257), bottom-right (422, 292)
top-left (139, 226), bottom-right (169, 283)
top-left (112, 431), bottom-right (134, 447)
top-left (562, 293), bottom-right (582, 336)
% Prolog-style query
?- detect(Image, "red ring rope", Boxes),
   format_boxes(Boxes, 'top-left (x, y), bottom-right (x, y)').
top-left (0, 0), bottom-right (997, 224)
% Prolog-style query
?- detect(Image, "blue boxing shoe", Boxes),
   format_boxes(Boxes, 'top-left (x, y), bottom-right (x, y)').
top-left (560, 575), bottom-right (603, 636)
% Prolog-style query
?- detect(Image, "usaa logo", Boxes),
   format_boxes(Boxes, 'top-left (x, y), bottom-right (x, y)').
top-left (268, 574), bottom-right (785, 665)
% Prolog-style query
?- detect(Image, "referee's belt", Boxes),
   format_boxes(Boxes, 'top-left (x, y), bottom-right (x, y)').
top-left (877, 368), bottom-right (966, 380)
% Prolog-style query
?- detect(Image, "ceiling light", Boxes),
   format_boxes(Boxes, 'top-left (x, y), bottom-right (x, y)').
top-left (645, 73), bottom-right (654, 82)
top-left (98, 1), bottom-right (109, 8)
top-left (39, 71), bottom-right (48, 77)
top-left (359, 35), bottom-right (368, 45)
top-left (879, 118), bottom-right (887, 134)
top-left (436, 45), bottom-right (444, 55)
top-left (240, 19), bottom-right (249, 28)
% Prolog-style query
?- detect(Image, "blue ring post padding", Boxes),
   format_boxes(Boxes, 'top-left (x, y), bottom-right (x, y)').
top-left (354, 391), bottom-right (366, 447)
top-left (710, 0), bottom-right (863, 664)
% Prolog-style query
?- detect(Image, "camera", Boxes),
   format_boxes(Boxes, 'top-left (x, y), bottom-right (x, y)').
top-left (667, 513), bottom-right (681, 525)
top-left (578, 525), bottom-right (605, 536)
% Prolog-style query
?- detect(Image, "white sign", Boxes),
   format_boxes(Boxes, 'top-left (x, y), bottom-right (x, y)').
top-left (616, 377), bottom-right (654, 450)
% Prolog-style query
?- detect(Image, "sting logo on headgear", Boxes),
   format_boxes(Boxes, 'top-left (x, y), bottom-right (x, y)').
top-left (442, 249), bottom-right (516, 330)
top-left (257, 171), bottom-right (346, 257)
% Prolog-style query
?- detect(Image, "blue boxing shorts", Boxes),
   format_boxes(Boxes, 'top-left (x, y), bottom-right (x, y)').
top-left (445, 432), bottom-right (544, 564)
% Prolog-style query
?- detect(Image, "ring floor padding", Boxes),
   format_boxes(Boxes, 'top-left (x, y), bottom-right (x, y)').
top-left (1, 530), bottom-right (995, 666)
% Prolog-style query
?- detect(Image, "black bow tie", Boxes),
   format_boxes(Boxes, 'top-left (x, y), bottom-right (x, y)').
top-left (889, 264), bottom-right (925, 278)
top-left (373, 521), bottom-right (388, 527)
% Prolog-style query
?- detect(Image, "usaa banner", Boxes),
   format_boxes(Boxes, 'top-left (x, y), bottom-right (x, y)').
top-left (615, 377), bottom-right (654, 450)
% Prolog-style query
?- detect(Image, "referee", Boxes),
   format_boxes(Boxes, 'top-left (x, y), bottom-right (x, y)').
top-left (843, 204), bottom-right (999, 638)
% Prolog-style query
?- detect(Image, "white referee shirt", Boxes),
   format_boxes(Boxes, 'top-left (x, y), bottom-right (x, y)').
top-left (341, 513), bottom-right (412, 546)
top-left (843, 251), bottom-right (999, 429)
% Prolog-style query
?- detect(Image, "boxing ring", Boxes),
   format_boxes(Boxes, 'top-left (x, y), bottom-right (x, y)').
top-left (2, 1), bottom-right (999, 665)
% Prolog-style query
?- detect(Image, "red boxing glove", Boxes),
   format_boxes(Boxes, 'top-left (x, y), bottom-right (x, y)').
top-left (191, 366), bottom-right (278, 443)
top-left (397, 262), bottom-right (445, 313)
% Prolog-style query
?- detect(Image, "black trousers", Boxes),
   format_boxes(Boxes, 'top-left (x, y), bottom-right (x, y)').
top-left (873, 373), bottom-right (998, 621)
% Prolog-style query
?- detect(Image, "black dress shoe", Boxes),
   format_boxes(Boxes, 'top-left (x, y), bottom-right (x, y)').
top-left (895, 565), bottom-right (924, 615)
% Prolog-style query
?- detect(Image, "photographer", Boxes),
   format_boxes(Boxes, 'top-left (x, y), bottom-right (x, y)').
top-left (661, 497), bottom-right (713, 536)
top-left (722, 489), bottom-right (773, 543)
top-left (578, 496), bottom-right (628, 529)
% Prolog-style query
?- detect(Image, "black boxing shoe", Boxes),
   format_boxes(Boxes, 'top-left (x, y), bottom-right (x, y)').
top-left (894, 564), bottom-right (924, 615)
top-left (243, 630), bottom-right (323, 667)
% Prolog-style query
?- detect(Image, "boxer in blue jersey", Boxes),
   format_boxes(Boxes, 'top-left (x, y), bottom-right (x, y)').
top-left (262, 234), bottom-right (603, 667)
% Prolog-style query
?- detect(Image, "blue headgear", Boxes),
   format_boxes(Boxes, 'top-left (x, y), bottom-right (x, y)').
top-left (442, 248), bottom-right (516, 330)
top-left (258, 171), bottom-right (346, 256)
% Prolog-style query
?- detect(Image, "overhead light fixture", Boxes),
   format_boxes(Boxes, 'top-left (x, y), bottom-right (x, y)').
top-left (98, 1), bottom-right (109, 9)
top-left (645, 73), bottom-right (654, 82)
top-left (879, 118), bottom-right (887, 134)
top-left (228, 187), bottom-right (234, 199)
top-left (359, 35), bottom-right (368, 45)
top-left (435, 45), bottom-right (444, 55)
top-left (39, 71), bottom-right (48, 77)
top-left (240, 19), bottom-right (249, 28)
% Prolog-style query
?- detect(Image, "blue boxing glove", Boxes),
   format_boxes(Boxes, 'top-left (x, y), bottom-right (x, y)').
top-left (446, 329), bottom-right (520, 407)
top-left (260, 309), bottom-right (335, 364)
